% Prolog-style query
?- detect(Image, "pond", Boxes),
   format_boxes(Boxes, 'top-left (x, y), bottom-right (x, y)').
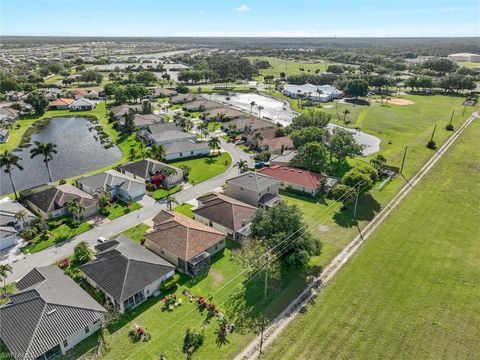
top-left (204, 92), bottom-right (381, 155)
top-left (1, 117), bottom-right (122, 195)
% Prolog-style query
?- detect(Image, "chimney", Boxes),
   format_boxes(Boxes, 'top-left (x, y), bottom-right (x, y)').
top-left (241, 219), bottom-right (246, 227)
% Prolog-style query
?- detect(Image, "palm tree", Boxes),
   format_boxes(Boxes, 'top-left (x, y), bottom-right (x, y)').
top-left (257, 105), bottom-right (265, 118)
top-left (197, 122), bottom-right (209, 140)
top-left (129, 147), bottom-right (137, 161)
top-left (30, 141), bottom-right (57, 182)
top-left (250, 101), bottom-right (256, 115)
top-left (234, 159), bottom-right (249, 173)
top-left (150, 144), bottom-right (166, 161)
top-left (165, 195), bottom-right (178, 210)
top-left (0, 264), bottom-right (13, 294)
top-left (225, 96), bottom-right (231, 106)
top-left (0, 151), bottom-right (23, 199)
top-left (253, 131), bottom-right (264, 150)
top-left (94, 188), bottom-right (112, 210)
top-left (208, 137), bottom-right (221, 155)
top-left (67, 200), bottom-right (85, 226)
top-left (14, 210), bottom-right (27, 229)
top-left (161, 168), bottom-right (178, 187)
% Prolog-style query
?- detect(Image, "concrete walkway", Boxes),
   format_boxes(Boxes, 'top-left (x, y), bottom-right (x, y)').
top-left (5, 139), bottom-right (252, 282)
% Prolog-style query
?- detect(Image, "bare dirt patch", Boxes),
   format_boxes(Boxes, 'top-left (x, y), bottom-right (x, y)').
top-left (375, 98), bottom-right (415, 106)
top-left (317, 225), bottom-right (330, 233)
top-left (210, 270), bottom-right (225, 285)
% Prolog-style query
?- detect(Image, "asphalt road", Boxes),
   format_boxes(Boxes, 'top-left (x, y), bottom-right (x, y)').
top-left (5, 139), bottom-right (253, 282)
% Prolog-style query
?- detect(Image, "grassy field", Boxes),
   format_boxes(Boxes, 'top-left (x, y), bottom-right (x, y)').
top-left (103, 202), bottom-right (142, 220)
top-left (173, 203), bottom-right (194, 217)
top-left (120, 223), bottom-right (150, 243)
top-left (457, 61), bottom-right (480, 69)
top-left (246, 56), bottom-right (328, 79)
top-left (265, 121), bottom-right (480, 360)
top-left (63, 240), bottom-right (313, 360)
top-left (22, 221), bottom-right (93, 254)
top-left (168, 152), bottom-right (232, 184)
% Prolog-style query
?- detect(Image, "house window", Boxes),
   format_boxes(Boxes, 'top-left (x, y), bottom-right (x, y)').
top-left (146, 288), bottom-right (150, 295)
top-left (85, 325), bottom-right (89, 334)
top-left (208, 220), bottom-right (213, 227)
top-left (63, 340), bottom-right (68, 348)
top-left (179, 152), bottom-right (183, 156)
top-left (191, 151), bottom-right (194, 155)
top-left (240, 186), bottom-right (243, 191)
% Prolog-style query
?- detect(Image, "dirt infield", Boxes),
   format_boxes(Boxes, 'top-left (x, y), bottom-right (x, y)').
top-left (377, 98), bottom-right (415, 106)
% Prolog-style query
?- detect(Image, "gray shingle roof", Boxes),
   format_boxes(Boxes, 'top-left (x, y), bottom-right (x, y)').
top-left (165, 140), bottom-right (210, 155)
top-left (25, 185), bottom-right (96, 214)
top-left (226, 171), bottom-right (279, 192)
top-left (0, 200), bottom-right (36, 227)
top-left (119, 159), bottom-right (180, 180)
top-left (76, 170), bottom-right (145, 194)
top-left (0, 266), bottom-right (106, 360)
top-left (80, 235), bottom-right (175, 303)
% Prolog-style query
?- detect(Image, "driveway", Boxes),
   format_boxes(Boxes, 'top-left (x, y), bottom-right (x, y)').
top-left (5, 141), bottom-right (253, 282)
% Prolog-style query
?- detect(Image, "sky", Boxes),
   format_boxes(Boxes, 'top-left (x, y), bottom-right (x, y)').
top-left (1, 0), bottom-right (479, 37)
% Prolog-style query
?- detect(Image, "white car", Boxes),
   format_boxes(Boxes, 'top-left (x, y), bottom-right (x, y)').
top-left (97, 236), bottom-right (108, 244)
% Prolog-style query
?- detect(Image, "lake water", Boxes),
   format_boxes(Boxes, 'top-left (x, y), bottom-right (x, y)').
top-left (204, 92), bottom-right (381, 155)
top-left (1, 117), bottom-right (122, 195)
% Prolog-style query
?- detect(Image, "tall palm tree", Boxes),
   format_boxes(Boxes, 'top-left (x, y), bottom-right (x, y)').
top-left (197, 122), bottom-right (209, 140)
top-left (208, 137), bottom-right (221, 155)
top-left (165, 195), bottom-right (178, 210)
top-left (30, 141), bottom-right (57, 182)
top-left (14, 210), bottom-right (27, 229)
top-left (253, 132), bottom-right (264, 150)
top-left (67, 200), bottom-right (85, 226)
top-left (0, 151), bottom-right (23, 199)
top-left (150, 144), bottom-right (166, 161)
top-left (94, 188), bottom-right (112, 210)
top-left (250, 101), bottom-right (256, 115)
top-left (257, 105), bottom-right (265, 118)
top-left (0, 264), bottom-right (13, 294)
top-left (234, 159), bottom-right (249, 173)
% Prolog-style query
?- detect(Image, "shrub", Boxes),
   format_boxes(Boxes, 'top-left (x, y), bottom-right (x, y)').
top-left (356, 164), bottom-right (378, 182)
top-left (128, 324), bottom-right (151, 342)
top-left (445, 124), bottom-right (454, 131)
top-left (183, 328), bottom-right (204, 357)
top-left (57, 257), bottom-right (70, 269)
top-left (20, 228), bottom-right (37, 241)
top-left (146, 183), bottom-right (156, 192)
top-left (160, 274), bottom-right (180, 292)
top-left (331, 184), bottom-right (356, 206)
top-left (342, 169), bottom-right (374, 194)
top-left (426, 140), bottom-right (436, 149)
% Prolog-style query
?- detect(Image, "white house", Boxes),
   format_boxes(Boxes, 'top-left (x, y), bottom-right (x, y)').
top-left (164, 140), bottom-right (211, 161)
top-left (283, 83), bottom-right (343, 102)
top-left (71, 98), bottom-right (96, 111)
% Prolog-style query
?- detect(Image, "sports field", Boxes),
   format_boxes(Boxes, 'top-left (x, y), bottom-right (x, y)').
top-left (265, 120), bottom-right (480, 360)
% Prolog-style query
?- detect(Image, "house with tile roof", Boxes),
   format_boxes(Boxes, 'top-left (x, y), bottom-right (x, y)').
top-left (75, 169), bottom-right (146, 202)
top-left (258, 165), bottom-right (339, 196)
top-left (118, 158), bottom-right (183, 188)
top-left (80, 235), bottom-right (175, 313)
top-left (145, 210), bottom-right (226, 276)
top-left (70, 98), bottom-right (96, 111)
top-left (193, 193), bottom-right (257, 242)
top-left (25, 184), bottom-right (98, 220)
top-left (224, 171), bottom-right (280, 208)
top-left (48, 98), bottom-right (74, 110)
top-left (0, 265), bottom-right (106, 360)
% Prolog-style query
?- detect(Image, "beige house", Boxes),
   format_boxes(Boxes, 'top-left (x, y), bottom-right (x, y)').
top-left (224, 171), bottom-right (280, 208)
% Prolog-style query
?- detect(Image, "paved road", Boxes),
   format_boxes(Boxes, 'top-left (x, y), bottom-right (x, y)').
top-left (5, 139), bottom-right (253, 282)
top-left (235, 112), bottom-right (478, 360)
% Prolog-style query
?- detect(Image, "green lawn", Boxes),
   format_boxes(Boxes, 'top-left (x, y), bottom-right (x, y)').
top-left (173, 203), bottom-right (194, 218)
top-left (265, 121), bottom-right (480, 359)
top-left (121, 223), bottom-right (150, 243)
top-left (22, 221), bottom-right (93, 254)
top-left (246, 56), bottom-right (328, 79)
top-left (64, 240), bottom-right (314, 360)
top-left (102, 202), bottom-right (142, 220)
top-left (150, 185), bottom-right (182, 201)
top-left (207, 121), bottom-right (221, 131)
top-left (457, 61), bottom-right (480, 69)
top-left (168, 152), bottom-right (232, 184)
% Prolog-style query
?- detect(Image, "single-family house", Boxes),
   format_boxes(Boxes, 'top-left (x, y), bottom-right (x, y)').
top-left (25, 184), bottom-right (98, 220)
top-left (136, 122), bottom-right (180, 143)
top-left (255, 127), bottom-right (295, 154)
top-left (146, 129), bottom-right (197, 146)
top-left (118, 158), bottom-right (183, 188)
top-left (85, 90), bottom-right (99, 100)
top-left (269, 150), bottom-right (298, 166)
top-left (109, 104), bottom-right (142, 121)
top-left (151, 87), bottom-right (177, 98)
top-left (0, 107), bottom-right (20, 124)
top-left (72, 88), bottom-right (88, 100)
top-left (202, 107), bottom-right (244, 121)
top-left (70, 98), bottom-right (96, 111)
top-left (80, 235), bottom-right (175, 313)
top-left (76, 169), bottom-right (146, 202)
top-left (193, 193), bottom-right (257, 242)
top-left (170, 93), bottom-right (197, 104)
top-left (182, 100), bottom-right (221, 112)
top-left (145, 210), bottom-right (226, 276)
top-left (164, 140), bottom-right (211, 161)
top-left (117, 113), bottom-right (164, 130)
top-left (224, 171), bottom-right (280, 208)
top-left (0, 129), bottom-right (9, 143)
top-left (0, 266), bottom-right (106, 360)
top-left (258, 165), bottom-right (336, 196)
top-left (221, 116), bottom-right (272, 134)
top-left (48, 98), bottom-right (74, 110)
top-left (0, 198), bottom-right (36, 250)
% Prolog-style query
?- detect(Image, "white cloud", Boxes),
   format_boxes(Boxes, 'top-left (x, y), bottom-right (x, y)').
top-left (234, 5), bottom-right (250, 12)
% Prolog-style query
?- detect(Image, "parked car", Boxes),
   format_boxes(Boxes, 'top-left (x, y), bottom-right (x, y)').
top-left (97, 236), bottom-right (108, 244)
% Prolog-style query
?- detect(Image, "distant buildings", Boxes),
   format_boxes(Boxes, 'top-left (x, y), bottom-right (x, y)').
top-left (447, 53), bottom-right (480, 63)
top-left (283, 83), bottom-right (343, 102)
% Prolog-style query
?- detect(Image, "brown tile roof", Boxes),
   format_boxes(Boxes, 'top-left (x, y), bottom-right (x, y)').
top-left (258, 166), bottom-right (324, 189)
top-left (193, 193), bottom-right (257, 231)
top-left (146, 210), bottom-right (225, 261)
top-left (49, 98), bottom-right (74, 106)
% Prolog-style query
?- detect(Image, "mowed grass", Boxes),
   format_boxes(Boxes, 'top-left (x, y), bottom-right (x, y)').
top-left (173, 203), bottom-right (194, 218)
top-left (167, 152), bottom-right (232, 184)
top-left (266, 121), bottom-right (480, 360)
top-left (121, 223), bottom-right (150, 243)
top-left (246, 56), bottom-right (328, 78)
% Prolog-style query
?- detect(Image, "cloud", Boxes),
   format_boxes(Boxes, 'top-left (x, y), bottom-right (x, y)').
top-left (234, 4), bottom-right (250, 12)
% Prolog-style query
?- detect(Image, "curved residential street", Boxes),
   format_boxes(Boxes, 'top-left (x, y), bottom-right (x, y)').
top-left (4, 139), bottom-right (253, 283)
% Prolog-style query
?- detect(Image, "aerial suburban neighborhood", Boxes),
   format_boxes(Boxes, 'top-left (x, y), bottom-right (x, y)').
top-left (0, 1), bottom-right (479, 360)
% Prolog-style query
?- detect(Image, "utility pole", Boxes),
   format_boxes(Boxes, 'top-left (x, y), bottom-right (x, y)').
top-left (449, 110), bottom-right (455, 125)
top-left (259, 315), bottom-right (265, 357)
top-left (462, 105), bottom-right (466, 116)
top-left (353, 189), bottom-right (360, 219)
top-left (400, 146), bottom-right (408, 174)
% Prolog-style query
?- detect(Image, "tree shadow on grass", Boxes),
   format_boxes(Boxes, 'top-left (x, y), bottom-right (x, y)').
top-left (333, 193), bottom-right (381, 228)
top-left (203, 157), bottom-right (218, 165)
